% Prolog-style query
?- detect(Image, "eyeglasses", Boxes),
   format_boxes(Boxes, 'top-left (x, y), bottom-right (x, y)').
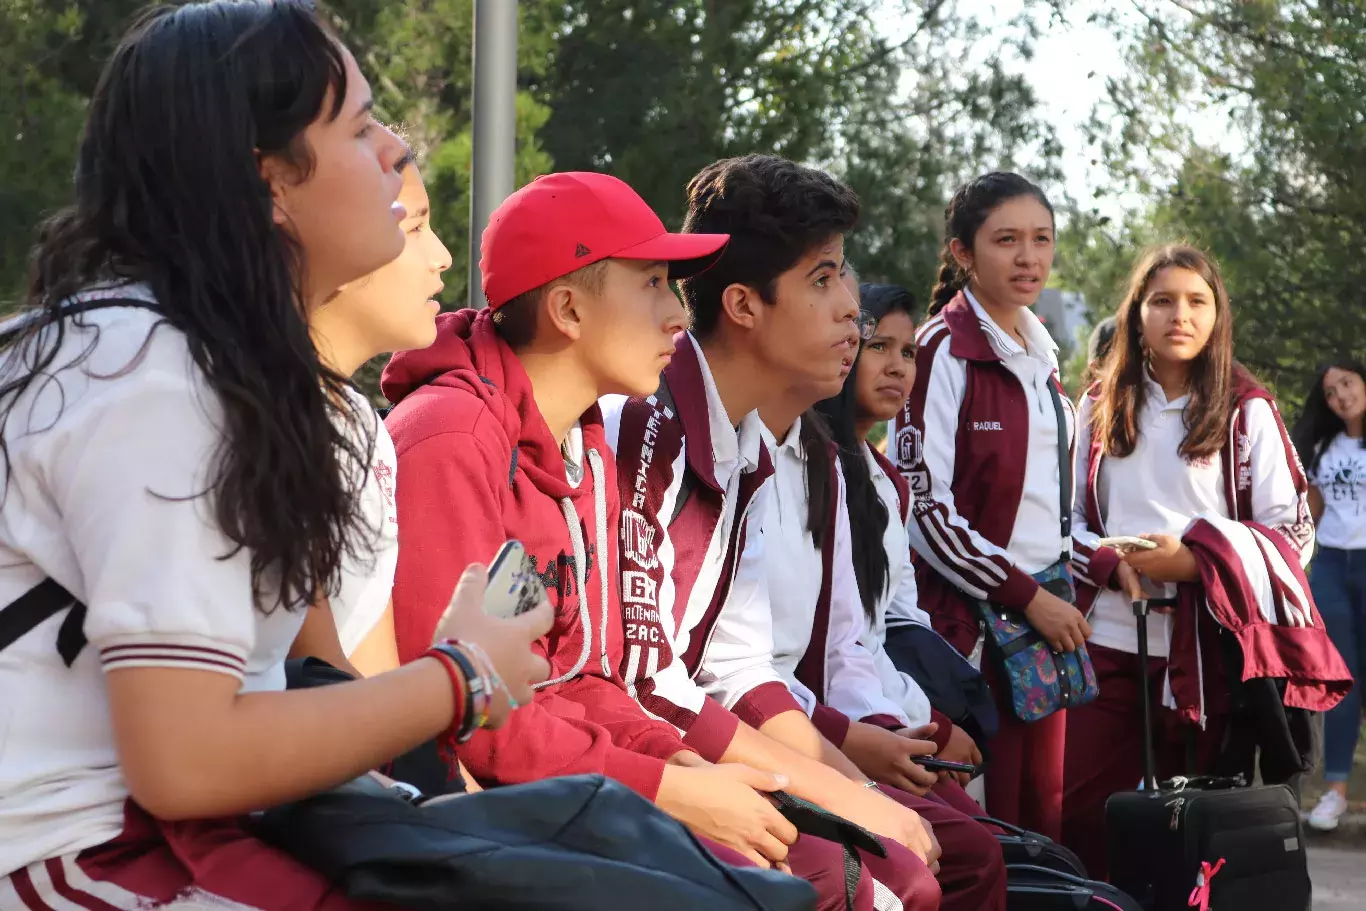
top-left (856, 311), bottom-right (878, 341)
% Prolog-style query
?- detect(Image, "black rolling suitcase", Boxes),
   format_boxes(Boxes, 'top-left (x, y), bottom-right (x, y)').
top-left (1104, 600), bottom-right (1310, 911)
top-left (1004, 865), bottom-right (1143, 910)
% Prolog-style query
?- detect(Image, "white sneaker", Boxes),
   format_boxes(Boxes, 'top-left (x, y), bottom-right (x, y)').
top-left (1307, 789), bottom-right (1348, 831)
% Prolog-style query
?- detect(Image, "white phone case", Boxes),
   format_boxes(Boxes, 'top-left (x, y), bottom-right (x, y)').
top-left (484, 540), bottom-right (549, 619)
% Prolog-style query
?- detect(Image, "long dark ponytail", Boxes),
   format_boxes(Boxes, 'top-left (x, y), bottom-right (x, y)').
top-left (1, 1), bottom-right (376, 614)
top-left (928, 172), bottom-right (1055, 317)
top-left (817, 283), bottom-right (917, 620)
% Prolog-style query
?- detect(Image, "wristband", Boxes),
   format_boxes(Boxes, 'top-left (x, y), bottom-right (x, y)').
top-left (427, 642), bottom-right (487, 743)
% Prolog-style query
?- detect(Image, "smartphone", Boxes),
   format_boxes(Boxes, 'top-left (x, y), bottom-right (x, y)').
top-left (912, 756), bottom-right (978, 776)
top-left (484, 540), bottom-right (549, 620)
top-left (1096, 535), bottom-right (1159, 554)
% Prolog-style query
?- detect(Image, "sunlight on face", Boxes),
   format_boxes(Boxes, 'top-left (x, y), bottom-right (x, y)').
top-left (1138, 267), bottom-right (1217, 367)
top-left (758, 235), bottom-right (861, 399)
top-left (957, 196), bottom-right (1055, 310)
top-left (1323, 367), bottom-right (1366, 425)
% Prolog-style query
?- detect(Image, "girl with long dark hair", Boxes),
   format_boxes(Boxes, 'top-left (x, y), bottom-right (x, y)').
top-left (1293, 361), bottom-right (1366, 831)
top-left (1063, 244), bottom-right (1346, 877)
top-left (0, 3), bottom-right (547, 905)
top-left (816, 281), bottom-right (984, 780)
top-left (894, 172), bottom-right (1084, 840)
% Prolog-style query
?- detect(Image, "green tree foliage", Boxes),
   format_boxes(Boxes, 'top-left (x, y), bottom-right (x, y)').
top-left (0, 1), bottom-right (148, 301)
top-left (0, 0), bottom-right (1059, 383)
top-left (1060, 0), bottom-right (1366, 413)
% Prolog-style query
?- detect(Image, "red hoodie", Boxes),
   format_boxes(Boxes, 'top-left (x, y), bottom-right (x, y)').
top-left (381, 308), bottom-right (687, 799)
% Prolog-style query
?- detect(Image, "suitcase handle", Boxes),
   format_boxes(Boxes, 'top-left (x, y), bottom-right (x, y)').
top-left (1133, 599), bottom-right (1158, 791)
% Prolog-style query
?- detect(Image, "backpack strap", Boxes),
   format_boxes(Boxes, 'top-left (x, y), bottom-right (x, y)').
top-left (0, 296), bottom-right (163, 666)
top-left (0, 296), bottom-right (163, 346)
top-left (0, 578), bottom-right (86, 666)
top-left (653, 374), bottom-right (696, 526)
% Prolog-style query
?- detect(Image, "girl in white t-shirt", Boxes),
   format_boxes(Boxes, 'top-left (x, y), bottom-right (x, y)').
top-left (289, 158), bottom-right (454, 679)
top-left (0, 4), bottom-right (547, 907)
top-left (1294, 361), bottom-right (1366, 831)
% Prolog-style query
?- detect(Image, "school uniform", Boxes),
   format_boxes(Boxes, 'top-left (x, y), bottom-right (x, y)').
top-left (893, 289), bottom-right (1075, 840)
top-left (0, 286), bottom-right (383, 908)
top-left (1063, 371), bottom-right (1348, 878)
top-left (605, 334), bottom-right (940, 911)
top-left (714, 416), bottom-right (1007, 911)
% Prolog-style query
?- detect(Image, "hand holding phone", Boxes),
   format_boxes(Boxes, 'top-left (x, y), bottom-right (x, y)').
top-left (431, 562), bottom-right (553, 727)
top-left (911, 756), bottom-right (978, 777)
top-left (484, 540), bottom-right (550, 619)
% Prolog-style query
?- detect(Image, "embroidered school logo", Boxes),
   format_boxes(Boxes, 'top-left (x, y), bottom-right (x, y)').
top-left (972, 421), bottom-right (1004, 432)
top-left (622, 570), bottom-right (658, 606)
top-left (621, 508), bottom-right (659, 570)
top-left (628, 396), bottom-right (673, 510)
top-left (896, 424), bottom-right (923, 471)
top-left (1236, 429), bottom-right (1253, 492)
top-left (372, 460), bottom-right (397, 525)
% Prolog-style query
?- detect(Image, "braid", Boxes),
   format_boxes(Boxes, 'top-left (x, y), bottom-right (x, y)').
top-left (927, 243), bottom-right (962, 317)
top-left (928, 171), bottom-right (1055, 318)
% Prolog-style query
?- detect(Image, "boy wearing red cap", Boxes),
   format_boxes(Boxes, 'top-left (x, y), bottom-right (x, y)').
top-left (380, 173), bottom-right (936, 910)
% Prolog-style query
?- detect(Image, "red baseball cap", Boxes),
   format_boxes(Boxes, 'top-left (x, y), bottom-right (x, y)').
top-left (479, 172), bottom-right (730, 309)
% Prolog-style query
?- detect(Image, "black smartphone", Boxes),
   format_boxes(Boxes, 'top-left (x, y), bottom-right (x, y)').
top-left (484, 540), bottom-right (549, 619)
top-left (912, 756), bottom-right (977, 776)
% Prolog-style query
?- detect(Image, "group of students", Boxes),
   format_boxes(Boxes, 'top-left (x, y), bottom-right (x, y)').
top-left (0, 3), bottom-right (1354, 911)
top-left (889, 174), bottom-right (1349, 879)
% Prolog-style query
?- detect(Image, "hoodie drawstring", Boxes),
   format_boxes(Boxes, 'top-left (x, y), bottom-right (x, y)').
top-left (536, 448), bottom-right (612, 688)
top-left (590, 449), bottom-right (611, 678)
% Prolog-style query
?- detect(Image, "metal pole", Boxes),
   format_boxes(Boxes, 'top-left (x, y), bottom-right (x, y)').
top-left (468, 0), bottom-right (518, 309)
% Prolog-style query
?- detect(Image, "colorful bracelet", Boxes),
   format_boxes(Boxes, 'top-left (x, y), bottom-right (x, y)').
top-left (427, 642), bottom-right (487, 743)
top-left (458, 640), bottom-right (518, 710)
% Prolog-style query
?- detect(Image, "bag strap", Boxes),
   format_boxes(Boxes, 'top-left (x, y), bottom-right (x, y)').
top-left (1045, 377), bottom-right (1072, 564)
top-left (770, 790), bottom-right (884, 911)
top-left (0, 296), bottom-right (162, 666)
top-left (0, 578), bottom-right (85, 666)
top-left (0, 296), bottom-right (163, 346)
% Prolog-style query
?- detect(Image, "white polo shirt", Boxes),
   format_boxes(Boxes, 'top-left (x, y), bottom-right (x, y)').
top-left (332, 396), bottom-right (399, 656)
top-left (753, 418), bottom-right (909, 725)
top-left (0, 286), bottom-right (382, 874)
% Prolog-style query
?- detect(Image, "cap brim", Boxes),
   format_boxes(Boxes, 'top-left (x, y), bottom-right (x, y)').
top-left (614, 231), bottom-right (730, 280)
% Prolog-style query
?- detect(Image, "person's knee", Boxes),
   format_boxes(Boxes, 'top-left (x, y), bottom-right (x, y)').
top-left (867, 856), bottom-right (940, 911)
top-left (861, 840), bottom-right (941, 911)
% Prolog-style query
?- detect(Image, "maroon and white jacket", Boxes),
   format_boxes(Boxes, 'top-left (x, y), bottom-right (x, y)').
top-left (1074, 374), bottom-right (1350, 724)
top-left (601, 334), bottom-right (805, 762)
top-left (893, 291), bottom-right (1076, 657)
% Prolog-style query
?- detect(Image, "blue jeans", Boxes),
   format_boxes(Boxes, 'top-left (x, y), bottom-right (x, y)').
top-left (1311, 546), bottom-right (1366, 782)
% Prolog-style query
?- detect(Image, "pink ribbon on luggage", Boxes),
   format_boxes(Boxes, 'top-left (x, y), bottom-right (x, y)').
top-left (1187, 857), bottom-right (1225, 911)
